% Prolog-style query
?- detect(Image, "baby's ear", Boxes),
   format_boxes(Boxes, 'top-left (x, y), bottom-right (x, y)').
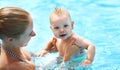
top-left (50, 25), bottom-right (53, 30)
top-left (71, 21), bottom-right (74, 29)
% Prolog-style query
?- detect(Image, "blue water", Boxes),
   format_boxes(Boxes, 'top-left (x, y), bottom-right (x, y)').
top-left (0, 0), bottom-right (120, 70)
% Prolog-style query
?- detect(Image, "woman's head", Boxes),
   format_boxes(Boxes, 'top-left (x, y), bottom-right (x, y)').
top-left (0, 7), bottom-right (36, 47)
top-left (0, 7), bottom-right (31, 39)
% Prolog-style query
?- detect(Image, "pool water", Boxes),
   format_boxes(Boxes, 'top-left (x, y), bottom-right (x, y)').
top-left (0, 0), bottom-right (120, 70)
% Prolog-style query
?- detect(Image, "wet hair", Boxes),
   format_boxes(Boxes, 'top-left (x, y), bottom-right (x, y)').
top-left (50, 8), bottom-right (71, 23)
top-left (0, 7), bottom-right (30, 39)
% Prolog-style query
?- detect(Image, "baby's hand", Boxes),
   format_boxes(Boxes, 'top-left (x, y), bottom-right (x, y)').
top-left (37, 50), bottom-right (48, 57)
top-left (81, 59), bottom-right (92, 67)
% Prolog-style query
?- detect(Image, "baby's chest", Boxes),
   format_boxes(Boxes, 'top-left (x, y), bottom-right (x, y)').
top-left (56, 42), bottom-right (65, 51)
top-left (55, 41), bottom-right (68, 54)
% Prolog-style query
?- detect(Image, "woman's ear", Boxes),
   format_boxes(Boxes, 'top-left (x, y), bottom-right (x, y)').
top-left (7, 37), bottom-right (13, 42)
top-left (71, 21), bottom-right (74, 29)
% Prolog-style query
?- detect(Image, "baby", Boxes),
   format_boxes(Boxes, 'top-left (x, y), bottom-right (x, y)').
top-left (38, 8), bottom-right (95, 67)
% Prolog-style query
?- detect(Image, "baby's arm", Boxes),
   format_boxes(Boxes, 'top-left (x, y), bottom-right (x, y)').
top-left (63, 44), bottom-right (79, 62)
top-left (83, 41), bottom-right (95, 66)
top-left (37, 38), bottom-right (56, 57)
top-left (37, 40), bottom-right (53, 57)
top-left (74, 36), bottom-right (95, 66)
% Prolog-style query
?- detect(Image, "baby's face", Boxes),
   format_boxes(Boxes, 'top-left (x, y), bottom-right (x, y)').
top-left (50, 14), bottom-right (73, 40)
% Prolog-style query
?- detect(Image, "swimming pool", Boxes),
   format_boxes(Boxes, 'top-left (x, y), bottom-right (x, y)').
top-left (0, 0), bottom-right (120, 70)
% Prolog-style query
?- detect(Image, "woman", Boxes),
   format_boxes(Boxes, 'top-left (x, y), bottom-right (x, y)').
top-left (0, 7), bottom-right (36, 70)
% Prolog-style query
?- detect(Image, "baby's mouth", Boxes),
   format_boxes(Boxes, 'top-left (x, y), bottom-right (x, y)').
top-left (59, 34), bottom-right (67, 37)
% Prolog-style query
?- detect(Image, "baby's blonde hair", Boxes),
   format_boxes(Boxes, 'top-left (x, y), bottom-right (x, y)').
top-left (53, 7), bottom-right (70, 16)
top-left (50, 7), bottom-right (71, 23)
top-left (54, 8), bottom-right (64, 16)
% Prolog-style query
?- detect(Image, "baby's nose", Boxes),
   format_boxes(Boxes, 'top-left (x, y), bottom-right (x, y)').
top-left (59, 28), bottom-right (64, 32)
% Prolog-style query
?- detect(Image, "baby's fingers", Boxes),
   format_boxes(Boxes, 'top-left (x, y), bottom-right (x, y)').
top-left (80, 59), bottom-right (91, 67)
top-left (36, 52), bottom-right (41, 57)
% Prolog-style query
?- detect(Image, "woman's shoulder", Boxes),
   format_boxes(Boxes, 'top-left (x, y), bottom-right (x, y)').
top-left (22, 48), bottom-right (31, 61)
top-left (0, 60), bottom-right (35, 70)
top-left (0, 53), bottom-right (35, 70)
top-left (9, 60), bottom-right (35, 70)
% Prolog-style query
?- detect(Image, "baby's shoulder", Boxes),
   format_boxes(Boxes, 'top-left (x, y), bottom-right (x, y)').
top-left (50, 37), bottom-right (57, 44)
top-left (72, 33), bottom-right (83, 41)
top-left (71, 34), bottom-right (85, 47)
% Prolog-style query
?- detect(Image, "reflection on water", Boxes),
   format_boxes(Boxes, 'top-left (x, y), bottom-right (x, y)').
top-left (32, 53), bottom-right (59, 70)
top-left (32, 53), bottom-right (92, 70)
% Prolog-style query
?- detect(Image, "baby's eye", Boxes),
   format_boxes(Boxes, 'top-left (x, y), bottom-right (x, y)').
top-left (64, 25), bottom-right (68, 28)
top-left (54, 27), bottom-right (59, 29)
